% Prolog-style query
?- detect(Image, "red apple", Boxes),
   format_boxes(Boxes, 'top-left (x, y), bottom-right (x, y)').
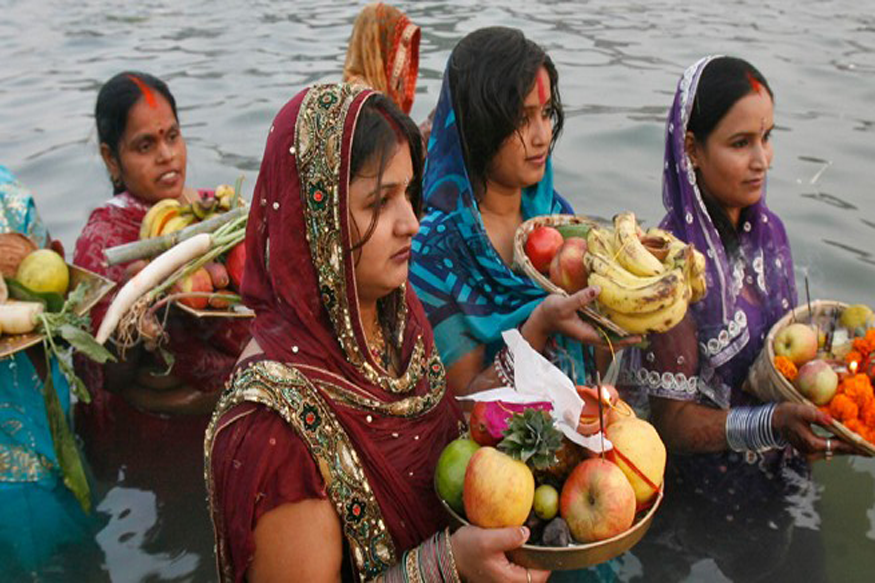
top-left (226, 243), bottom-right (246, 291)
top-left (171, 267), bottom-right (214, 309)
top-left (605, 418), bottom-right (666, 510)
top-left (795, 359), bottom-right (839, 406)
top-left (525, 226), bottom-right (564, 274)
top-left (560, 458), bottom-right (636, 543)
top-left (469, 402), bottom-right (501, 447)
top-left (463, 447), bottom-right (535, 528)
top-left (773, 323), bottom-right (818, 366)
top-left (548, 237), bottom-right (589, 293)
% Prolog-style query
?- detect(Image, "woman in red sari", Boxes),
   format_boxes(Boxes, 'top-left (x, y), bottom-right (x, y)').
top-left (206, 84), bottom-right (548, 582)
top-left (74, 71), bottom-right (249, 418)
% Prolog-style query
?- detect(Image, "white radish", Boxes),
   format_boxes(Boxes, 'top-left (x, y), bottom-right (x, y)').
top-left (0, 301), bottom-right (45, 335)
top-left (96, 233), bottom-right (213, 344)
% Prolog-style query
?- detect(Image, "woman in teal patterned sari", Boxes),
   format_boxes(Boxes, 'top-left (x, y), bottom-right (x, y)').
top-left (410, 28), bottom-right (637, 400)
top-left (0, 166), bottom-right (96, 573)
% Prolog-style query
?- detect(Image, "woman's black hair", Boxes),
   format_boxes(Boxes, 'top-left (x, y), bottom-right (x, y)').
top-left (95, 71), bottom-right (178, 194)
top-left (349, 91), bottom-right (423, 254)
top-left (448, 27), bottom-right (564, 197)
top-left (688, 57), bottom-right (773, 258)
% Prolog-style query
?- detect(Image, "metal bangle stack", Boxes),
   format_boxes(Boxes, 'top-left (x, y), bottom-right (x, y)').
top-left (725, 403), bottom-right (789, 452)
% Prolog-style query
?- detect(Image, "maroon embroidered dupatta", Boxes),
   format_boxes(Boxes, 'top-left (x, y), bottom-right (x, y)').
top-left (208, 84), bottom-right (463, 580)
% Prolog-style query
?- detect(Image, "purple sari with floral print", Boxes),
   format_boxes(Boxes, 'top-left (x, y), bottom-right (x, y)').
top-left (623, 56), bottom-right (797, 410)
top-left (620, 57), bottom-right (807, 506)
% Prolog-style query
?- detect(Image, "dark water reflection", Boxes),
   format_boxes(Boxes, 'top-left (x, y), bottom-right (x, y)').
top-left (1, 0), bottom-right (874, 581)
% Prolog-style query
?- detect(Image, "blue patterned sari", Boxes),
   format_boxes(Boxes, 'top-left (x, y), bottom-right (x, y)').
top-left (409, 72), bottom-right (591, 384)
top-left (0, 166), bottom-right (95, 570)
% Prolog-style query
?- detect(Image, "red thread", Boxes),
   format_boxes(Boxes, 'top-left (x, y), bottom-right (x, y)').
top-left (127, 74), bottom-right (157, 108)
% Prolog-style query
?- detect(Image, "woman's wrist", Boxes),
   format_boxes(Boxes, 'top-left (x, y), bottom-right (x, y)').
top-left (725, 403), bottom-right (788, 452)
top-left (520, 305), bottom-right (549, 351)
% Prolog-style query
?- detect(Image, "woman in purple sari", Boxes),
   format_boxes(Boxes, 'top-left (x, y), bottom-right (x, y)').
top-left (621, 57), bottom-right (852, 579)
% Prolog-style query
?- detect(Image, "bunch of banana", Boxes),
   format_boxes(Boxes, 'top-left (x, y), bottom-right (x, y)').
top-left (139, 186), bottom-right (241, 240)
top-left (583, 212), bottom-right (708, 335)
top-left (139, 199), bottom-right (193, 239)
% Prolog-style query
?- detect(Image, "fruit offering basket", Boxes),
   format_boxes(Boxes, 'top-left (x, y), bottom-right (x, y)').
top-left (512, 215), bottom-right (627, 337)
top-left (0, 264), bottom-right (115, 358)
top-left (746, 300), bottom-right (875, 456)
top-left (514, 212), bottom-right (710, 338)
top-left (435, 330), bottom-right (666, 570)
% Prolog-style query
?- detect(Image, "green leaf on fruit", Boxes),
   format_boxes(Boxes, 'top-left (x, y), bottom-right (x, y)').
top-left (498, 409), bottom-right (564, 470)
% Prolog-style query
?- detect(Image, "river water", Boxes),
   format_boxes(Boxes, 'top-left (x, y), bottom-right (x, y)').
top-left (1, 0), bottom-right (873, 581)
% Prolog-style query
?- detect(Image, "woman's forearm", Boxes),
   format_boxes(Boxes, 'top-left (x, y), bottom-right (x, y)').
top-left (650, 397), bottom-right (730, 454)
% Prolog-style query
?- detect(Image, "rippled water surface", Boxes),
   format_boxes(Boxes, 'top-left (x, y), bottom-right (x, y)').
top-left (1, 0), bottom-right (873, 581)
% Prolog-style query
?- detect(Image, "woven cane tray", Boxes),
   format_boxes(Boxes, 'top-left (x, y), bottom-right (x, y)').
top-left (746, 299), bottom-right (875, 456)
top-left (0, 265), bottom-right (115, 358)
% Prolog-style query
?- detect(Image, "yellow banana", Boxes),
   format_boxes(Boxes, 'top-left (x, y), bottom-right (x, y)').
top-left (148, 207), bottom-right (181, 238)
top-left (690, 247), bottom-right (707, 278)
top-left (140, 199), bottom-right (181, 239)
top-left (158, 214), bottom-right (194, 236)
top-left (601, 291), bottom-right (690, 334)
top-left (589, 267), bottom-right (686, 315)
top-left (690, 271), bottom-right (707, 303)
top-left (586, 227), bottom-right (617, 258)
top-left (584, 252), bottom-right (666, 289)
top-left (613, 212), bottom-right (665, 277)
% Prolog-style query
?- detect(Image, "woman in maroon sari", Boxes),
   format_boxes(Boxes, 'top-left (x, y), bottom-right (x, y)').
top-left (206, 84), bottom-right (547, 582)
top-left (74, 71), bottom-right (249, 418)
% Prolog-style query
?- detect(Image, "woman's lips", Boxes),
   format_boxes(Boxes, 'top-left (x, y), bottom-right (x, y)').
top-left (158, 170), bottom-right (181, 186)
top-left (391, 246), bottom-right (411, 262)
top-left (527, 153), bottom-right (547, 166)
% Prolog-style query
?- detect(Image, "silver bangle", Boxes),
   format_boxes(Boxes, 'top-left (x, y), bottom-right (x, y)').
top-left (725, 403), bottom-right (788, 452)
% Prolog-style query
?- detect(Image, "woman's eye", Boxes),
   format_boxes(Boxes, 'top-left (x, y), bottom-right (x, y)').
top-left (763, 131), bottom-right (772, 143)
top-left (137, 141), bottom-right (151, 153)
top-left (731, 138), bottom-right (749, 148)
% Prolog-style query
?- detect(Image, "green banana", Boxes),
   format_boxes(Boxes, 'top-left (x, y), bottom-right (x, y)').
top-left (556, 223), bottom-right (593, 240)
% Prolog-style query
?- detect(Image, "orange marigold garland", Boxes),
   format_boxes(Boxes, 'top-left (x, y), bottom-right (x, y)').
top-left (774, 356), bottom-right (798, 381)
top-left (825, 373), bottom-right (875, 444)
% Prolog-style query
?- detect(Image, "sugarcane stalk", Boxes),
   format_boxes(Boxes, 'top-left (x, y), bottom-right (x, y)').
top-left (104, 207), bottom-right (247, 266)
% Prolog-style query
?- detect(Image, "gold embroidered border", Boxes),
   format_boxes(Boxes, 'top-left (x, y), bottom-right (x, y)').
top-left (205, 360), bottom-right (396, 582)
top-left (294, 83), bottom-right (425, 395)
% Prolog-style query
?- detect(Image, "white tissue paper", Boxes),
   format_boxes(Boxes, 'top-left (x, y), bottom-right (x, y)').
top-left (458, 329), bottom-right (612, 453)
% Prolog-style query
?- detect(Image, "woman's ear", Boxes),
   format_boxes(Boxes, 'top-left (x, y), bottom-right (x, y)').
top-left (100, 143), bottom-right (122, 185)
top-left (684, 131), bottom-right (700, 169)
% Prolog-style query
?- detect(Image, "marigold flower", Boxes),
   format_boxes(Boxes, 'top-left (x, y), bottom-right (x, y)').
top-left (830, 393), bottom-right (859, 423)
top-left (774, 355), bottom-right (798, 382)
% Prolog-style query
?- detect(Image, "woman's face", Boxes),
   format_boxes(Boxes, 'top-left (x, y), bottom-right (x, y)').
top-left (348, 141), bottom-right (419, 304)
top-left (101, 93), bottom-right (187, 203)
top-left (687, 91), bottom-right (774, 219)
top-left (486, 67), bottom-right (553, 193)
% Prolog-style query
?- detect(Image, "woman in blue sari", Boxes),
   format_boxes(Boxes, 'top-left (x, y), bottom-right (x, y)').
top-left (410, 27), bottom-right (635, 399)
top-left (0, 166), bottom-right (98, 574)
